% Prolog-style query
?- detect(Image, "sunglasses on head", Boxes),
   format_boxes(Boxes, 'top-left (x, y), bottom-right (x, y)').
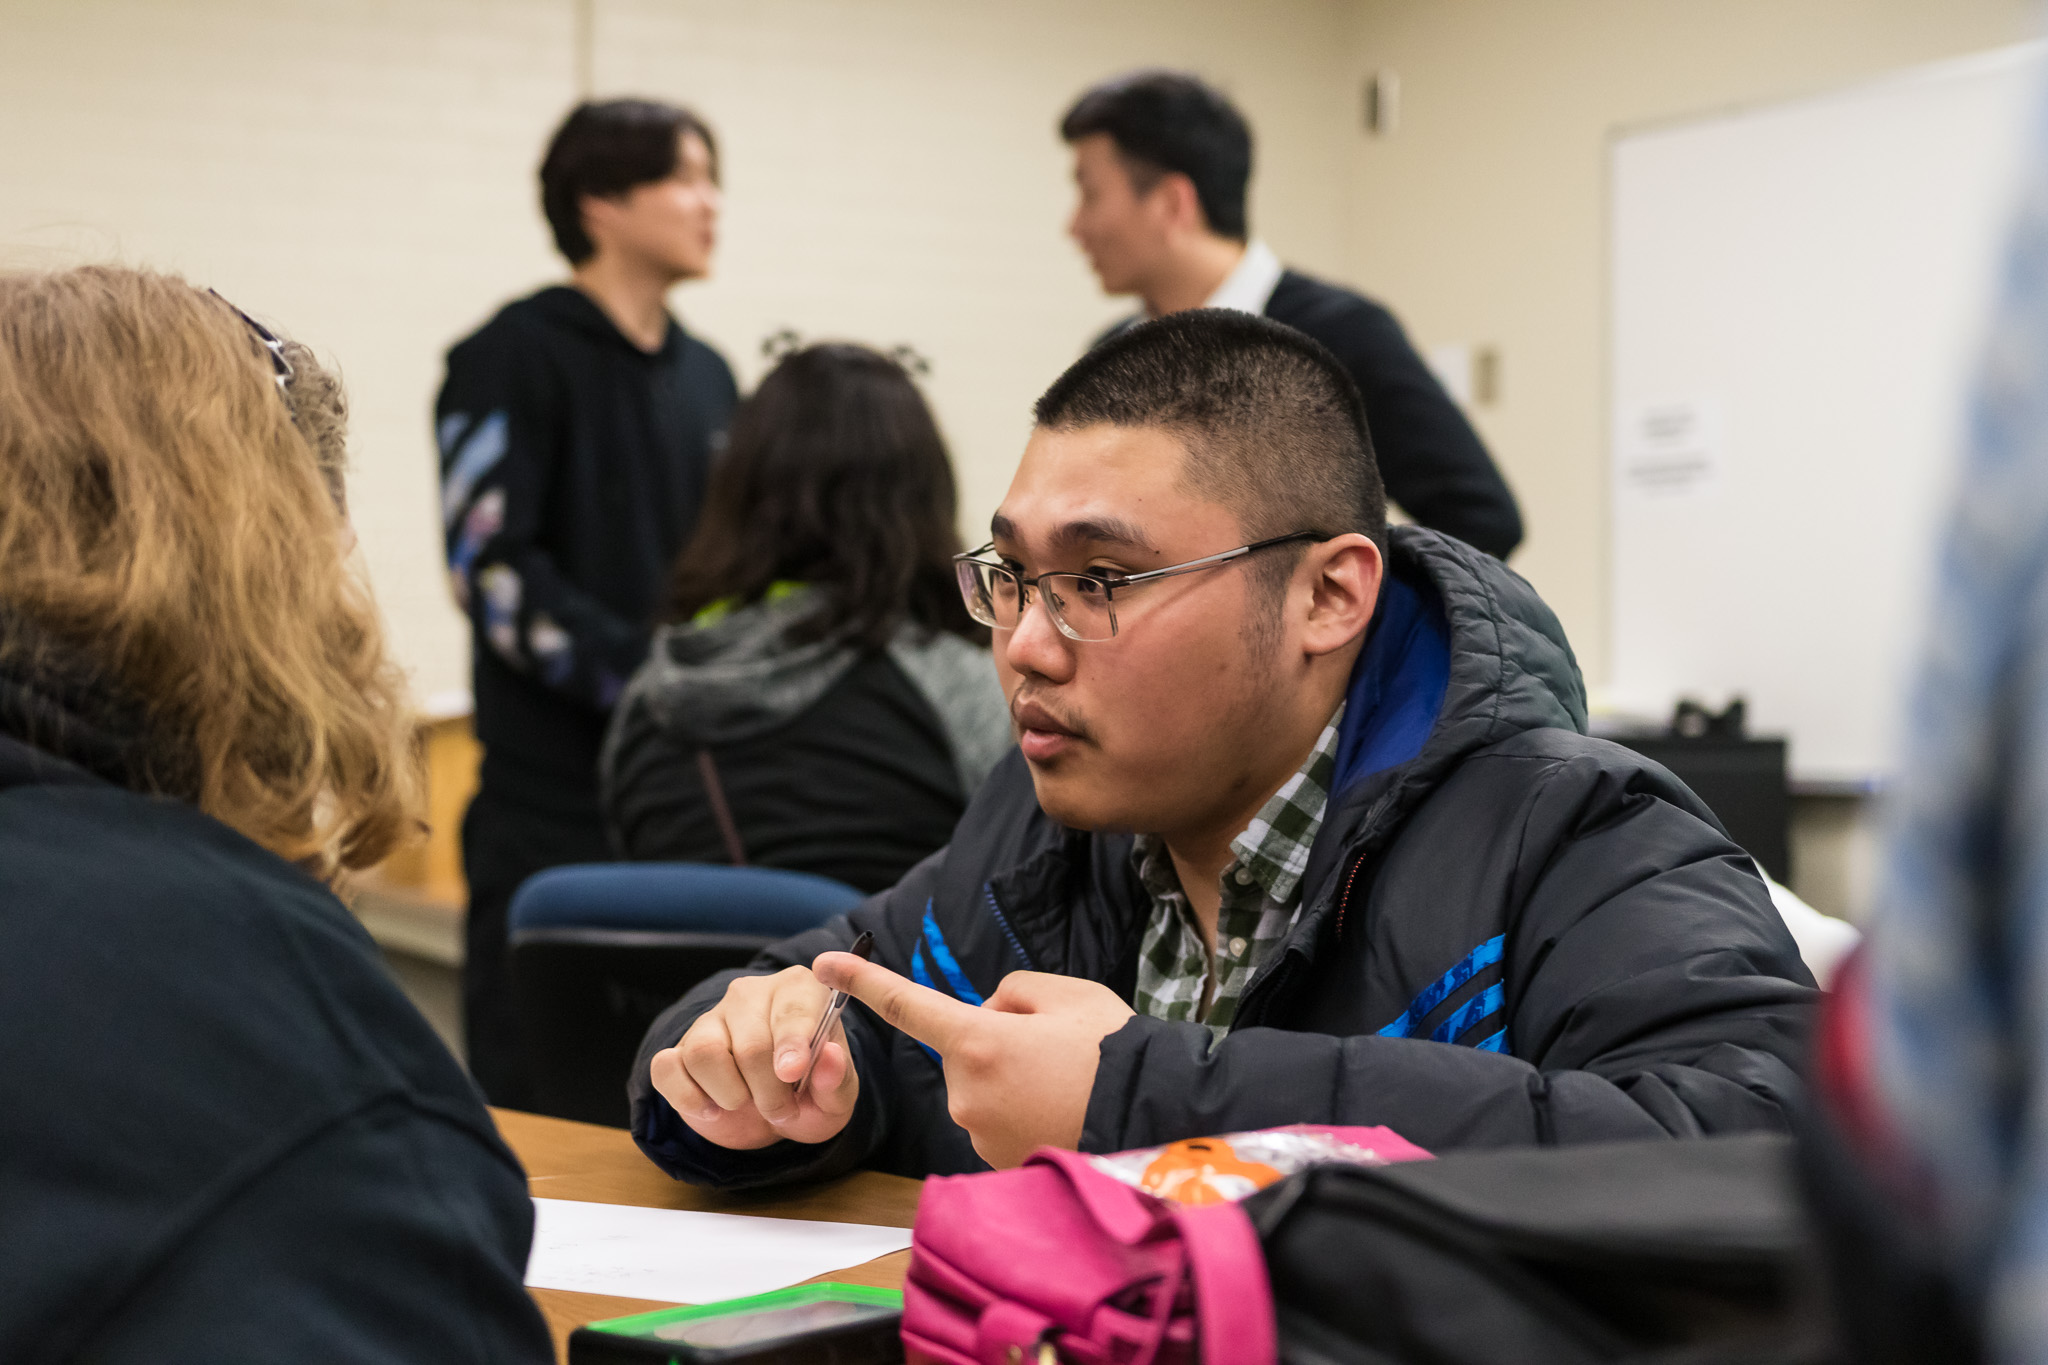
top-left (208, 288), bottom-right (295, 408)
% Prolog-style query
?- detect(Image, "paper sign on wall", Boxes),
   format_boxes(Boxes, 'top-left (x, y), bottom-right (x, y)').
top-left (1619, 399), bottom-right (1723, 497)
top-left (1425, 343), bottom-right (1475, 407)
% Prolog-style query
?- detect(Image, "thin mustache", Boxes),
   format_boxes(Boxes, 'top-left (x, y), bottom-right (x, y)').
top-left (1010, 688), bottom-right (1087, 739)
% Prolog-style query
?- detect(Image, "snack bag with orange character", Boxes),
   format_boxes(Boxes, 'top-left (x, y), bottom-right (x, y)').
top-left (1087, 1124), bottom-right (1431, 1205)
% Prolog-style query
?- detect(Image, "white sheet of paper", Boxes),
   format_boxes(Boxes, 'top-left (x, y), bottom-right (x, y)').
top-left (525, 1198), bottom-right (914, 1306)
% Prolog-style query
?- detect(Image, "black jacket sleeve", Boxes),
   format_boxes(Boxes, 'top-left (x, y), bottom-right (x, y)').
top-left (79, 1098), bottom-right (552, 1365)
top-left (1081, 755), bottom-right (1814, 1153)
top-left (1272, 278), bottom-right (1524, 559)
top-left (437, 324), bottom-right (649, 711)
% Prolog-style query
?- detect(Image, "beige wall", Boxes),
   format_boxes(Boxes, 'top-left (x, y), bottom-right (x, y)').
top-left (4, 0), bottom-right (2038, 730)
top-left (1342, 0), bottom-right (2036, 687)
top-left (0, 0), bottom-right (1353, 704)
top-left (592, 0), bottom-right (1360, 531)
top-left (1, 0), bottom-right (575, 708)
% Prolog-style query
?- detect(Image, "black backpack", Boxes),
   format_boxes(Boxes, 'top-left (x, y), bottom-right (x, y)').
top-left (1244, 1134), bottom-right (1839, 1365)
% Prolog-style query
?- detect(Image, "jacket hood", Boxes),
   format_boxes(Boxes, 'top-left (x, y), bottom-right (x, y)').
top-left (511, 285), bottom-right (682, 359)
top-left (0, 609), bottom-right (197, 798)
top-left (604, 587), bottom-right (1015, 800)
top-left (1384, 524), bottom-right (1585, 762)
top-left (620, 589), bottom-right (863, 749)
top-left (1303, 526), bottom-right (1587, 893)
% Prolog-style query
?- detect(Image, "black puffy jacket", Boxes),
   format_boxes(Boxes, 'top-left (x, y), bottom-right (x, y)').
top-left (629, 527), bottom-right (1817, 1188)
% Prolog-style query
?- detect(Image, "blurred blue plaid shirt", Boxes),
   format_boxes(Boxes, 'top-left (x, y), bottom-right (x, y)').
top-left (1872, 88), bottom-right (2048, 1364)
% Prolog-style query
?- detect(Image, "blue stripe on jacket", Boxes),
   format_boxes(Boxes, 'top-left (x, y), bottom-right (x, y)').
top-left (920, 905), bottom-right (984, 1005)
top-left (1432, 981), bottom-right (1504, 1044)
top-left (907, 903), bottom-right (984, 1065)
top-left (1378, 934), bottom-right (1506, 1042)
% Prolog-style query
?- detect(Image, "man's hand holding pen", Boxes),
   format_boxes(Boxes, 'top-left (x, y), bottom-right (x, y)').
top-left (650, 962), bottom-right (864, 1150)
top-left (652, 940), bottom-right (1135, 1168)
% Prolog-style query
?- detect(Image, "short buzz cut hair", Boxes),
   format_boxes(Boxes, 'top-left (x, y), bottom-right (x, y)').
top-left (1060, 70), bottom-right (1252, 241)
top-left (539, 98), bottom-right (718, 265)
top-left (1034, 310), bottom-right (1386, 568)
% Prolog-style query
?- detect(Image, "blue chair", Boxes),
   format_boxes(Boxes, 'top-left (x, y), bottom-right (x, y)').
top-left (507, 864), bottom-right (865, 1128)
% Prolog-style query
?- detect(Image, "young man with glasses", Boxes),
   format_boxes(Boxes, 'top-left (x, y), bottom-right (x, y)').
top-left (628, 311), bottom-right (1815, 1183)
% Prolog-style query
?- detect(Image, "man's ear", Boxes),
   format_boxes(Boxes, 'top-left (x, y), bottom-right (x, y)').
top-left (578, 192), bottom-right (623, 254)
top-left (1146, 174), bottom-right (1204, 241)
top-left (1299, 534), bottom-right (1383, 659)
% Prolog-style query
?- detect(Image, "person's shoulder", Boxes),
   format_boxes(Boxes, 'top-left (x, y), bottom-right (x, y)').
top-left (446, 286), bottom-right (580, 365)
top-left (1464, 726), bottom-right (1638, 769)
top-left (1264, 268), bottom-right (1402, 343)
top-left (72, 1083), bottom-right (550, 1365)
top-left (672, 325), bottom-right (739, 397)
top-left (0, 783), bottom-right (335, 935)
top-left (884, 629), bottom-right (1012, 791)
top-left (1457, 727), bottom-right (1729, 827)
top-left (0, 784), bottom-right (475, 1119)
top-left (1086, 313), bottom-right (1144, 353)
top-left (0, 792), bottom-right (528, 1357)
top-left (887, 627), bottom-right (1000, 699)
top-left (670, 317), bottom-right (731, 366)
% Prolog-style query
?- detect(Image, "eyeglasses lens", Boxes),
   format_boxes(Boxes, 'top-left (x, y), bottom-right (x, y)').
top-left (957, 560), bottom-right (998, 627)
top-left (1047, 575), bottom-right (1113, 641)
top-left (955, 561), bottom-right (1118, 642)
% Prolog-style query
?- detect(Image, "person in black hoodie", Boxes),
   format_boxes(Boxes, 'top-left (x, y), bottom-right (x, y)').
top-left (1060, 70), bottom-right (1524, 560)
top-left (437, 98), bottom-right (740, 1104)
top-left (0, 266), bottom-right (550, 1363)
top-left (629, 311), bottom-right (1814, 1188)
top-left (601, 342), bottom-right (1011, 891)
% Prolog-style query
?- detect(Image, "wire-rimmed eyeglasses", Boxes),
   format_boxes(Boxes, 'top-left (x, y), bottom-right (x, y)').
top-left (208, 288), bottom-right (295, 409)
top-left (953, 531), bottom-right (1328, 642)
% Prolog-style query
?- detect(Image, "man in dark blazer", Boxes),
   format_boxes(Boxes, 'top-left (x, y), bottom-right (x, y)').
top-left (1060, 70), bottom-right (1523, 560)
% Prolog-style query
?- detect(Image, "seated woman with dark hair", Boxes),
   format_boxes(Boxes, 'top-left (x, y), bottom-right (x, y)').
top-left (0, 267), bottom-right (550, 1363)
top-left (601, 343), bottom-right (1009, 892)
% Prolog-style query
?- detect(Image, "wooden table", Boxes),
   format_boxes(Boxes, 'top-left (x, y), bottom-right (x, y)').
top-left (493, 1109), bottom-right (924, 1363)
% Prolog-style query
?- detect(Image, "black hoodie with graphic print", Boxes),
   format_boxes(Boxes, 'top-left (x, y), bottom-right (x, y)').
top-left (436, 285), bottom-right (738, 810)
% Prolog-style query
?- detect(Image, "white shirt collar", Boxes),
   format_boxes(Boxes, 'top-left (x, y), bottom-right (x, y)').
top-left (1201, 239), bottom-right (1284, 316)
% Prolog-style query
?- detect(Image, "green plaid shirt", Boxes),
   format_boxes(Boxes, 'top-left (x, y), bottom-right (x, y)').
top-left (1132, 703), bottom-right (1345, 1041)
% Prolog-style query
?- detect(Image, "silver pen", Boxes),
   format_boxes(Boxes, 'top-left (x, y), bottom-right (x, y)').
top-left (795, 929), bottom-right (874, 1099)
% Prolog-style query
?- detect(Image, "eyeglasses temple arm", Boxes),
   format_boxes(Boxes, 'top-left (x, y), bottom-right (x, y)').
top-left (1113, 533), bottom-right (1324, 588)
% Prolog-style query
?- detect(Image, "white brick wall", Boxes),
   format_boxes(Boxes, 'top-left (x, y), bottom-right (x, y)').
top-left (0, 0), bottom-right (1352, 702)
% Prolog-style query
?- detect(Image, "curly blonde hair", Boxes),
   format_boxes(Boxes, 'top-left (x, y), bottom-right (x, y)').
top-left (0, 265), bottom-right (421, 882)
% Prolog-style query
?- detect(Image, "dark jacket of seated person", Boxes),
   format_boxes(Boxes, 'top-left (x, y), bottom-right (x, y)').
top-left (0, 267), bottom-right (550, 1365)
top-left (626, 314), bottom-right (1817, 1189)
top-left (603, 584), bottom-right (1009, 891)
top-left (599, 341), bottom-right (1010, 892)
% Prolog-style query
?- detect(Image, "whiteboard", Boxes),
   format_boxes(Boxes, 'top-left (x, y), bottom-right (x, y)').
top-left (1608, 44), bottom-right (2041, 786)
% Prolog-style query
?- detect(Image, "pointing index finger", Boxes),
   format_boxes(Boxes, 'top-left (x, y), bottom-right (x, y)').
top-left (812, 951), bottom-right (980, 1056)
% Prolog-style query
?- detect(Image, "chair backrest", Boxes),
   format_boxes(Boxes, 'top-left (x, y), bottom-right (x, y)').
top-left (507, 864), bottom-right (865, 1127)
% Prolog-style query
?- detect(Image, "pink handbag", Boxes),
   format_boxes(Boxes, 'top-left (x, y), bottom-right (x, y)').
top-left (901, 1146), bottom-right (1276, 1365)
